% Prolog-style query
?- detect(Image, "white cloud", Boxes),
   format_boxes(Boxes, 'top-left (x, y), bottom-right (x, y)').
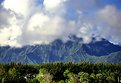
top-left (44, 0), bottom-right (66, 11)
top-left (98, 5), bottom-right (121, 29)
top-left (0, 8), bottom-right (11, 28)
top-left (0, 25), bottom-right (22, 47)
top-left (21, 12), bottom-right (76, 45)
top-left (27, 13), bottom-right (50, 34)
top-left (0, 6), bottom-right (22, 47)
top-left (2, 0), bottom-right (34, 16)
top-left (97, 5), bottom-right (121, 44)
top-left (0, 0), bottom-right (121, 47)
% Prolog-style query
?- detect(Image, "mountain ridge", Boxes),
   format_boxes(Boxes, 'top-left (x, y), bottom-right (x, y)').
top-left (0, 37), bottom-right (121, 64)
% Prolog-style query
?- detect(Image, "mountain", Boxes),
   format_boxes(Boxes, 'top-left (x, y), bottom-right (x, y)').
top-left (82, 39), bottom-right (121, 56)
top-left (0, 37), bottom-right (121, 64)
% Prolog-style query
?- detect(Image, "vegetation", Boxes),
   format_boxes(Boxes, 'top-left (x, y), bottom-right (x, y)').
top-left (0, 62), bottom-right (121, 83)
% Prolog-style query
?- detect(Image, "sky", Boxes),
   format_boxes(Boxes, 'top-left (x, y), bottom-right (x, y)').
top-left (0, 0), bottom-right (121, 47)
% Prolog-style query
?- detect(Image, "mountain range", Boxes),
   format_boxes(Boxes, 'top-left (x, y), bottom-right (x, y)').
top-left (0, 36), bottom-right (121, 64)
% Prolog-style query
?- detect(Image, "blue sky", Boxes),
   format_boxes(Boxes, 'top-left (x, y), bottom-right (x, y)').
top-left (98, 0), bottom-right (121, 9)
top-left (65, 0), bottom-right (121, 20)
top-left (0, 0), bottom-right (3, 3)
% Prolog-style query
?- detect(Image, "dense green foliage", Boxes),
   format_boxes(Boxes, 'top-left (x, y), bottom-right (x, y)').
top-left (0, 62), bottom-right (121, 83)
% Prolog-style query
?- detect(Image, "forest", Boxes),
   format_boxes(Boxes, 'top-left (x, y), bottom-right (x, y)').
top-left (0, 62), bottom-right (121, 83)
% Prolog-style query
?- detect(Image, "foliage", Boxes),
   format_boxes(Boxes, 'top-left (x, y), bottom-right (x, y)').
top-left (0, 62), bottom-right (121, 83)
top-left (36, 68), bottom-right (53, 83)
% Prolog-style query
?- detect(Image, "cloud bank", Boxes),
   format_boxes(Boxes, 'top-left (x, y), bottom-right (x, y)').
top-left (0, 0), bottom-right (121, 47)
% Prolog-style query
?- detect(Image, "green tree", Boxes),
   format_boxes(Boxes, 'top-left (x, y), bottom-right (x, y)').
top-left (90, 73), bottom-right (96, 83)
top-left (3, 68), bottom-right (20, 83)
top-left (0, 67), bottom-right (6, 82)
top-left (64, 70), bottom-right (79, 83)
top-left (96, 73), bottom-right (103, 83)
top-left (78, 72), bottom-right (89, 83)
top-left (36, 68), bottom-right (53, 83)
top-left (106, 72), bottom-right (116, 83)
top-left (8, 68), bottom-right (17, 77)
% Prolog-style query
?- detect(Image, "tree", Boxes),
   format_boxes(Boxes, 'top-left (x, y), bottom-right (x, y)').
top-left (90, 73), bottom-right (96, 83)
top-left (64, 70), bottom-right (79, 83)
top-left (106, 72), bottom-right (116, 83)
top-left (0, 67), bottom-right (6, 80)
top-left (36, 68), bottom-right (53, 83)
top-left (2, 68), bottom-right (20, 83)
top-left (0, 67), bottom-right (6, 83)
top-left (8, 68), bottom-right (17, 77)
top-left (96, 73), bottom-right (103, 83)
top-left (78, 72), bottom-right (89, 83)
